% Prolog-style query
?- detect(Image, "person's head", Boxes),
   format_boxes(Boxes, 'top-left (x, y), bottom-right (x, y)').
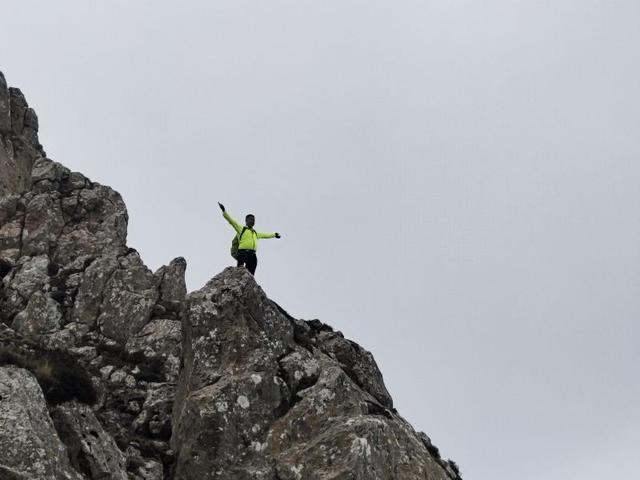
top-left (245, 214), bottom-right (255, 228)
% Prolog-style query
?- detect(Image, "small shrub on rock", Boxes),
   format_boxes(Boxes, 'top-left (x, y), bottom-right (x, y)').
top-left (0, 346), bottom-right (97, 405)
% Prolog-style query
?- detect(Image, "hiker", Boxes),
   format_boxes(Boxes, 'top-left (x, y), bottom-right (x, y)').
top-left (218, 202), bottom-right (281, 275)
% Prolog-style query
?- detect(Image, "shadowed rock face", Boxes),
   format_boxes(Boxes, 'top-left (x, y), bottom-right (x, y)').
top-left (0, 71), bottom-right (462, 480)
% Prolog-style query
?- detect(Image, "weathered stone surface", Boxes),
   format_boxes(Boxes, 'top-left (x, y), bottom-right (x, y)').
top-left (27, 158), bottom-right (128, 264)
top-left (11, 290), bottom-right (62, 337)
top-left (0, 465), bottom-right (31, 480)
top-left (126, 318), bottom-right (182, 381)
top-left (97, 251), bottom-right (159, 342)
top-left (269, 360), bottom-right (450, 479)
top-left (155, 256), bottom-right (187, 315)
top-left (71, 255), bottom-right (119, 326)
top-left (0, 71), bottom-right (462, 480)
top-left (0, 72), bottom-right (10, 132)
top-left (9, 88), bottom-right (28, 136)
top-left (43, 320), bottom-right (91, 350)
top-left (172, 268), bottom-right (455, 480)
top-left (0, 254), bottom-right (50, 324)
top-left (0, 366), bottom-right (83, 479)
top-left (132, 382), bottom-right (176, 439)
top-left (6, 254), bottom-right (49, 297)
top-left (172, 267), bottom-right (293, 478)
top-left (278, 347), bottom-right (320, 394)
top-left (312, 322), bottom-right (393, 408)
top-left (0, 73), bottom-right (42, 198)
top-left (51, 401), bottom-right (129, 479)
top-left (0, 194), bottom-right (22, 263)
top-left (69, 251), bottom-right (159, 343)
top-left (22, 191), bottom-right (65, 256)
top-left (0, 155), bottom-right (127, 262)
top-left (126, 447), bottom-right (164, 480)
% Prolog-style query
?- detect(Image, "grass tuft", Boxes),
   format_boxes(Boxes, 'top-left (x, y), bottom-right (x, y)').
top-left (0, 346), bottom-right (97, 405)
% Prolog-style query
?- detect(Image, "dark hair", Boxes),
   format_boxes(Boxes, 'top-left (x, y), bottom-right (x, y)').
top-left (245, 214), bottom-right (255, 220)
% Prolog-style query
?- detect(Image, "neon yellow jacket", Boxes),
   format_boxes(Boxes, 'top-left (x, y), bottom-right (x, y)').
top-left (223, 211), bottom-right (276, 251)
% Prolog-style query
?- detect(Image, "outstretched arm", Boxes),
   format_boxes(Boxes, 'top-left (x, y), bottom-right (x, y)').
top-left (257, 231), bottom-right (281, 239)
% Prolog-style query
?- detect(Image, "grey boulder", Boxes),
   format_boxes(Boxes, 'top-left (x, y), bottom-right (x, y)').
top-left (51, 401), bottom-right (129, 480)
top-left (0, 366), bottom-right (83, 480)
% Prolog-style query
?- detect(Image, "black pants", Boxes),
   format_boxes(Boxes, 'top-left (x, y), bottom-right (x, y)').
top-left (237, 249), bottom-right (258, 275)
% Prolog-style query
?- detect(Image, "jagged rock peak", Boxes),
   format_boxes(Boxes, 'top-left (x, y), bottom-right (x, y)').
top-left (0, 71), bottom-right (44, 197)
top-left (171, 266), bottom-right (461, 479)
top-left (0, 71), bottom-right (462, 480)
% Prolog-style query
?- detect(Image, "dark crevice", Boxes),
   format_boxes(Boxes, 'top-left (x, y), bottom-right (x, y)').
top-left (50, 409), bottom-right (94, 478)
top-left (273, 352), bottom-right (320, 420)
top-left (0, 259), bottom-right (12, 279)
top-left (49, 189), bottom-right (82, 261)
top-left (49, 255), bottom-right (96, 322)
top-left (94, 342), bottom-right (165, 383)
top-left (365, 400), bottom-right (393, 419)
top-left (17, 201), bottom-right (27, 258)
top-left (272, 461), bottom-right (284, 480)
top-left (339, 362), bottom-right (366, 392)
top-left (239, 301), bottom-right (269, 336)
top-left (93, 261), bottom-right (120, 331)
top-left (117, 432), bottom-right (175, 480)
top-left (290, 320), bottom-right (320, 354)
top-left (47, 261), bottom-right (60, 276)
top-left (293, 374), bottom-right (320, 396)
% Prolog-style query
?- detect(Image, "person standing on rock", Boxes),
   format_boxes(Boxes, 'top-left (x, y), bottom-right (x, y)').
top-left (218, 202), bottom-right (281, 276)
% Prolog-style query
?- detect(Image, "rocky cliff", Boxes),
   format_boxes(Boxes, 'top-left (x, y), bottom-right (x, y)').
top-left (0, 71), bottom-right (462, 480)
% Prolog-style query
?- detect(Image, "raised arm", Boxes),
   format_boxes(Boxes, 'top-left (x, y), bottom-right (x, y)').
top-left (219, 202), bottom-right (242, 234)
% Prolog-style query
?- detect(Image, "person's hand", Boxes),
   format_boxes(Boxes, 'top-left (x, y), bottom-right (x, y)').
top-left (218, 202), bottom-right (225, 212)
top-left (275, 233), bottom-right (281, 239)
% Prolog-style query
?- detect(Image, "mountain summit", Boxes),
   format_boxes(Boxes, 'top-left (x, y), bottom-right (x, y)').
top-left (0, 71), bottom-right (461, 480)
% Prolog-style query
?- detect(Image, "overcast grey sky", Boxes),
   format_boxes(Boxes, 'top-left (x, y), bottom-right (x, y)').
top-left (2, 1), bottom-right (640, 478)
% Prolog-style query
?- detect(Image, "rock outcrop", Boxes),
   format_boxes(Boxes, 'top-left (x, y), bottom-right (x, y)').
top-left (0, 71), bottom-right (462, 479)
top-left (0, 365), bottom-right (83, 480)
top-left (0, 71), bottom-right (43, 198)
top-left (171, 268), bottom-right (456, 479)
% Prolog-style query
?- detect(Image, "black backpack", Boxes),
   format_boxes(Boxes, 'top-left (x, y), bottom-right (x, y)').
top-left (230, 227), bottom-right (248, 260)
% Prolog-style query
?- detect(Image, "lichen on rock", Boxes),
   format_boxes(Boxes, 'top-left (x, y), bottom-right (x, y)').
top-left (0, 70), bottom-right (462, 480)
